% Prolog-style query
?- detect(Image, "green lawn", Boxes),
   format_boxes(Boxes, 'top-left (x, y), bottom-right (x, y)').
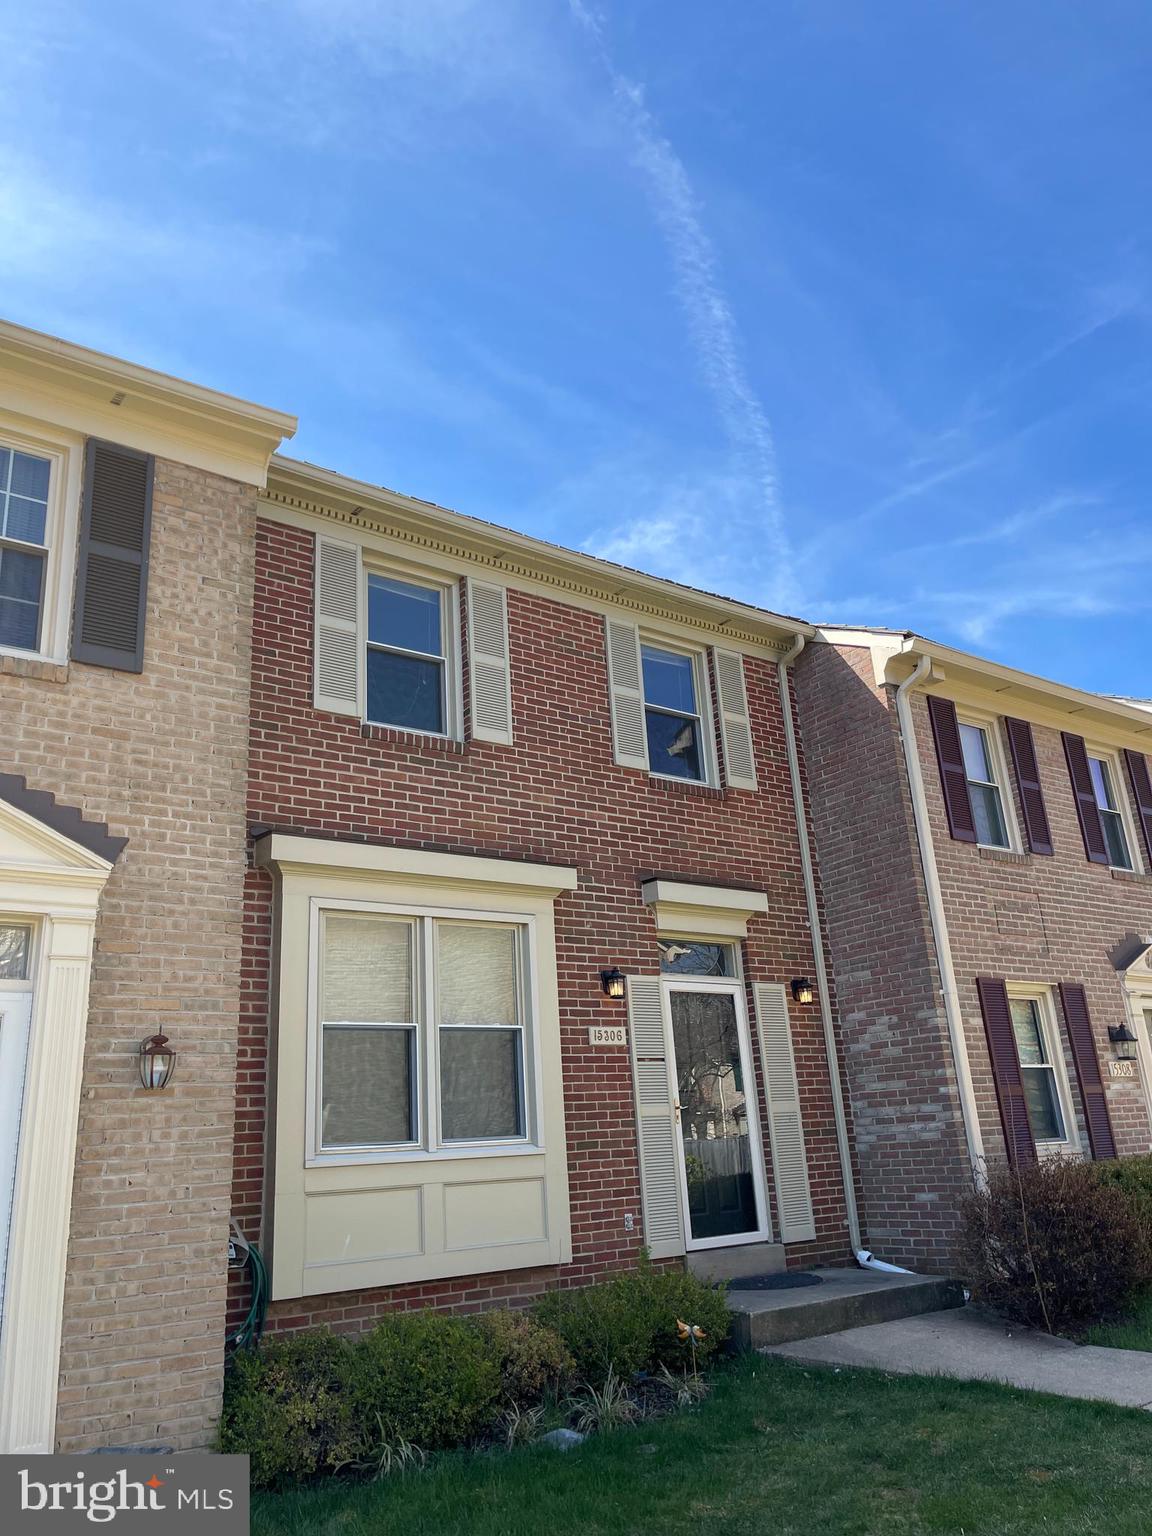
top-left (1086, 1292), bottom-right (1152, 1352)
top-left (252, 1355), bottom-right (1152, 1536)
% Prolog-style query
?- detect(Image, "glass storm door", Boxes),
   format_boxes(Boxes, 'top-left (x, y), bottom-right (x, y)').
top-left (667, 983), bottom-right (768, 1247)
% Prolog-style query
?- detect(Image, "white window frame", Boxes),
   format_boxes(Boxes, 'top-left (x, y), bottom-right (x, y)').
top-left (1084, 745), bottom-right (1143, 874)
top-left (957, 710), bottom-right (1019, 852)
top-left (639, 635), bottom-right (719, 788)
top-left (1005, 982), bottom-right (1081, 1158)
top-left (307, 897), bottom-right (542, 1168)
top-left (361, 557), bottom-right (463, 741)
top-left (0, 420), bottom-right (82, 666)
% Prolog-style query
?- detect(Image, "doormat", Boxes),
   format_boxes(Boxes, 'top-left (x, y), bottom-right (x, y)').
top-left (727, 1271), bottom-right (824, 1291)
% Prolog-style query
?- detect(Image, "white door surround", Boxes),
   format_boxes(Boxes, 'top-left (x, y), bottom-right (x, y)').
top-left (662, 977), bottom-right (772, 1253)
top-left (0, 794), bottom-right (115, 1454)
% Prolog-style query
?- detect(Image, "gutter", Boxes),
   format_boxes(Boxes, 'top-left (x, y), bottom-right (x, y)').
top-left (777, 634), bottom-right (864, 1252)
top-left (893, 653), bottom-right (986, 1183)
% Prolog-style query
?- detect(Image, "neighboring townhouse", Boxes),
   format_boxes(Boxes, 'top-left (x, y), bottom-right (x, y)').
top-left (234, 458), bottom-right (861, 1338)
top-left (794, 629), bottom-right (1152, 1272)
top-left (0, 320), bottom-right (295, 1453)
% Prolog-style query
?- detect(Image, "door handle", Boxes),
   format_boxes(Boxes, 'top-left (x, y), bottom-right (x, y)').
top-left (673, 1102), bottom-right (682, 1122)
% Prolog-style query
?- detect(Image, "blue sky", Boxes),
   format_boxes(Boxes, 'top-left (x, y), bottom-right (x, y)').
top-left (2, 1), bottom-right (1149, 693)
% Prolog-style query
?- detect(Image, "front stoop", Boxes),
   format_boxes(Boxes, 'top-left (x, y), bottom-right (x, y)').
top-left (726, 1267), bottom-right (965, 1350)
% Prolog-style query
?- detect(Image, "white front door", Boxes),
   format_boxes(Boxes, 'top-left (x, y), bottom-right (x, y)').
top-left (0, 922), bottom-right (35, 1332)
top-left (664, 979), bottom-right (771, 1250)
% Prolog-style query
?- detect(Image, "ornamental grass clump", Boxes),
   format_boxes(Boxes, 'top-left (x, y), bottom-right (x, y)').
top-left (960, 1156), bottom-right (1152, 1336)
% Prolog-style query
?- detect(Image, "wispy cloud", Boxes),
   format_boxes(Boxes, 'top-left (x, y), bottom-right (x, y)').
top-left (566, 1), bottom-right (793, 608)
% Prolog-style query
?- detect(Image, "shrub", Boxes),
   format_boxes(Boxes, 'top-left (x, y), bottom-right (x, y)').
top-left (218, 1331), bottom-right (360, 1489)
top-left (959, 1157), bottom-right (1152, 1335)
top-left (1091, 1154), bottom-right (1152, 1231)
top-left (347, 1310), bottom-right (502, 1450)
top-left (534, 1259), bottom-right (730, 1383)
top-left (471, 1308), bottom-right (574, 1404)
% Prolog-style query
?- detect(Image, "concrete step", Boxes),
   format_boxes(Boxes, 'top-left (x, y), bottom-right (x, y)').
top-left (726, 1266), bottom-right (966, 1350)
top-left (688, 1242), bottom-right (786, 1284)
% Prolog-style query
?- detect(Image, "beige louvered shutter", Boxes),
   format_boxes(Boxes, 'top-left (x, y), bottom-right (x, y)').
top-left (712, 648), bottom-right (757, 790)
top-left (467, 578), bottom-right (513, 744)
top-left (605, 618), bottom-right (648, 769)
top-left (313, 536), bottom-right (361, 716)
top-left (752, 983), bottom-right (816, 1243)
top-left (627, 976), bottom-right (685, 1259)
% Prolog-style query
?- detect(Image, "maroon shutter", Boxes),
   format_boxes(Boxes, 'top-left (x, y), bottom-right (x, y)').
top-left (927, 695), bottom-right (977, 843)
top-left (1123, 749), bottom-right (1152, 869)
top-left (1058, 983), bottom-right (1116, 1160)
top-left (1004, 717), bottom-right (1053, 855)
top-left (976, 976), bottom-right (1037, 1168)
top-left (1062, 732), bottom-right (1109, 864)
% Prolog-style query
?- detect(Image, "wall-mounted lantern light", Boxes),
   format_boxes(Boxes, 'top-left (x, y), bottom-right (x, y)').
top-left (1109, 1022), bottom-right (1139, 1062)
top-left (600, 968), bottom-right (626, 1000)
top-left (138, 1033), bottom-right (177, 1090)
top-left (790, 978), bottom-right (815, 1005)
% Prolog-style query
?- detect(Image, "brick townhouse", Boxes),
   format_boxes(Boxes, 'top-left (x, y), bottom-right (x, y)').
top-left (4, 315), bottom-right (1152, 1456)
top-left (0, 319), bottom-right (296, 1453)
top-left (794, 629), bottom-right (1152, 1271)
top-left (236, 458), bottom-right (860, 1337)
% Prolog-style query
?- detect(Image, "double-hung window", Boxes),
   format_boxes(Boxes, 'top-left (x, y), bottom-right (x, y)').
top-left (366, 573), bottom-right (451, 734)
top-left (318, 908), bottom-right (530, 1157)
top-left (1087, 753), bottom-right (1133, 870)
top-left (958, 720), bottom-right (1011, 848)
top-left (641, 644), bottom-right (707, 782)
top-left (0, 445), bottom-right (52, 654)
top-left (1009, 992), bottom-right (1074, 1149)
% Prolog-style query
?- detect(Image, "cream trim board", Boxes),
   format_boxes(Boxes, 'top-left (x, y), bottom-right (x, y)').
top-left (260, 496), bottom-right (800, 661)
top-left (0, 319), bottom-right (295, 487)
top-left (264, 858), bottom-right (572, 1300)
top-left (0, 789), bottom-right (112, 1454)
top-left (0, 414), bottom-right (83, 666)
top-left (1004, 983), bottom-right (1081, 1159)
top-left (642, 880), bottom-right (768, 942)
top-left (955, 707), bottom-right (1022, 853)
top-left (254, 833), bottom-right (578, 895)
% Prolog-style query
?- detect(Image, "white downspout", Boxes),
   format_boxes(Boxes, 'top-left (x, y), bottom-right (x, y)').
top-left (894, 652), bottom-right (986, 1184)
top-left (777, 634), bottom-right (864, 1255)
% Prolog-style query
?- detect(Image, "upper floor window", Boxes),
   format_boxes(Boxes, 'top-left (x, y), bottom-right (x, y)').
top-left (958, 721), bottom-right (1010, 849)
top-left (366, 572), bottom-right (451, 735)
top-left (1088, 753), bottom-right (1132, 870)
top-left (641, 644), bottom-right (706, 782)
top-left (0, 447), bottom-right (51, 654)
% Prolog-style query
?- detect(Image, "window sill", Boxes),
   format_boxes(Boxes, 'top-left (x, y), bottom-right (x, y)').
top-left (649, 776), bottom-right (726, 800)
top-left (977, 846), bottom-right (1028, 865)
top-left (307, 1141), bottom-right (544, 1168)
top-left (1111, 867), bottom-right (1152, 885)
top-left (360, 722), bottom-right (466, 754)
top-left (0, 652), bottom-right (70, 685)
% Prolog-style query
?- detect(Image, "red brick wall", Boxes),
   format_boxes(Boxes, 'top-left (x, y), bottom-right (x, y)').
top-left (233, 518), bottom-right (854, 1333)
top-left (793, 643), bottom-right (971, 1272)
top-left (911, 689), bottom-right (1152, 1164)
top-left (794, 639), bottom-right (1152, 1273)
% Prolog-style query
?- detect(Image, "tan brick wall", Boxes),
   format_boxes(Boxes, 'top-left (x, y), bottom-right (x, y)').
top-left (2, 456), bottom-right (256, 1452)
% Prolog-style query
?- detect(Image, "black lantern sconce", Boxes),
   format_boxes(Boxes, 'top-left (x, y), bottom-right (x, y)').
top-left (790, 978), bottom-right (815, 1005)
top-left (1109, 1022), bottom-right (1140, 1062)
top-left (138, 1033), bottom-right (177, 1090)
top-left (600, 968), bottom-right (626, 1000)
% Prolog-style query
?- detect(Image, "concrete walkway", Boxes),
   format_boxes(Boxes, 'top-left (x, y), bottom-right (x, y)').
top-left (764, 1305), bottom-right (1152, 1409)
